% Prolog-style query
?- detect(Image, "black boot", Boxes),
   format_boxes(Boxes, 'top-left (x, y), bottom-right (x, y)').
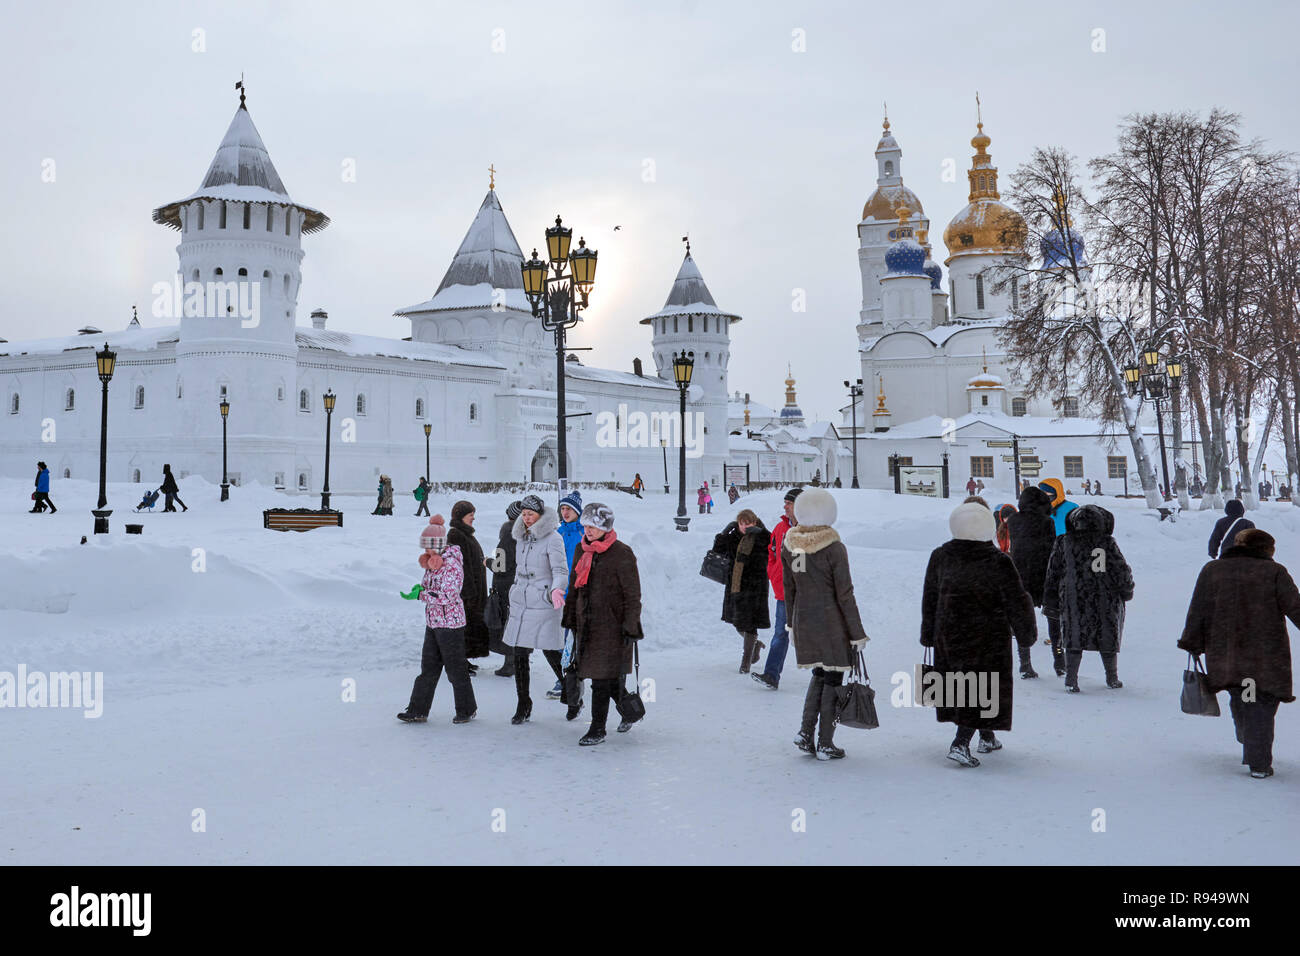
top-left (740, 632), bottom-right (756, 674)
top-left (512, 654), bottom-right (531, 724)
top-left (494, 653), bottom-right (515, 678)
top-left (1018, 643), bottom-right (1038, 679)
top-left (580, 680), bottom-right (612, 745)
top-left (1103, 653), bottom-right (1123, 689)
top-left (795, 672), bottom-right (823, 753)
top-left (815, 680), bottom-right (845, 760)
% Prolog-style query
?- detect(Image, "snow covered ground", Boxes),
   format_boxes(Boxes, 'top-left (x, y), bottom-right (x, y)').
top-left (2, 476), bottom-right (1298, 865)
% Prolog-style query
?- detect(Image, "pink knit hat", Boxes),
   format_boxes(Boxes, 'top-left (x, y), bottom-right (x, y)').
top-left (420, 515), bottom-right (448, 552)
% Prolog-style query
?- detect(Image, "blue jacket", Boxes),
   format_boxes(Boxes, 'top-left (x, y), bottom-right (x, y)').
top-left (36, 468), bottom-right (50, 493)
top-left (558, 519), bottom-right (584, 595)
top-left (1050, 500), bottom-right (1078, 536)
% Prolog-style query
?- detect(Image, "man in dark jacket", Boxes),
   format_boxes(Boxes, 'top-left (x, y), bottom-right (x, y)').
top-left (488, 501), bottom-right (522, 676)
top-left (714, 510), bottom-right (771, 673)
top-left (1207, 498), bottom-right (1254, 558)
top-left (161, 464), bottom-right (187, 512)
top-left (449, 500), bottom-right (489, 673)
top-left (1043, 505), bottom-right (1134, 691)
top-left (1006, 485), bottom-right (1058, 678)
top-left (1179, 529), bottom-right (1300, 777)
top-left (921, 502), bottom-right (1037, 766)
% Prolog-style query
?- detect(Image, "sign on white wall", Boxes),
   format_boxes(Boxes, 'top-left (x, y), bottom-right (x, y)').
top-left (899, 464), bottom-right (944, 497)
top-left (758, 454), bottom-right (781, 481)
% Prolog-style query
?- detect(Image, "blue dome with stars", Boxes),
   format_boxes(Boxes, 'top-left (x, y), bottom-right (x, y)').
top-left (885, 237), bottom-right (927, 276)
top-left (1040, 228), bottom-right (1087, 269)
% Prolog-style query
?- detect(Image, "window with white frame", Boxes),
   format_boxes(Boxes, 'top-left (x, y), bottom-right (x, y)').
top-left (415, 397), bottom-right (425, 419)
top-left (299, 389), bottom-right (310, 411)
top-left (65, 388), bottom-right (75, 411)
top-left (1107, 456), bottom-right (1127, 479)
top-left (1011, 397), bottom-right (1027, 417)
top-left (9, 393), bottom-right (18, 414)
top-left (134, 385), bottom-right (145, 409)
top-left (1064, 456), bottom-right (1084, 478)
top-left (1061, 396), bottom-right (1080, 417)
top-left (356, 394), bottom-right (366, 416)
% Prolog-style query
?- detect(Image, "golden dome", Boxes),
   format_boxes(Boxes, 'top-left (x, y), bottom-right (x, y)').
top-left (942, 115), bottom-right (1024, 259)
top-left (862, 182), bottom-right (924, 222)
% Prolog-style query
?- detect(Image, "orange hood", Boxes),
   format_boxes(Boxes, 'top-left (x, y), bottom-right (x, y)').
top-left (1037, 478), bottom-right (1065, 508)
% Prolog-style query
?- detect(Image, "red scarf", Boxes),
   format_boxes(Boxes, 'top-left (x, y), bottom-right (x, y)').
top-left (573, 531), bottom-right (617, 589)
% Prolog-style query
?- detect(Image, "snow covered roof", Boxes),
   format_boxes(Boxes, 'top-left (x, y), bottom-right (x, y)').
top-left (564, 363), bottom-right (675, 390)
top-left (0, 323), bottom-right (179, 357)
top-left (861, 317), bottom-right (1007, 351)
top-left (295, 328), bottom-right (504, 369)
top-left (861, 411), bottom-right (1162, 441)
top-left (641, 252), bottom-right (741, 323)
top-left (729, 435), bottom-right (772, 451)
top-left (395, 190), bottom-right (532, 316)
top-left (728, 397), bottom-right (778, 419)
top-left (152, 104), bottom-right (329, 234)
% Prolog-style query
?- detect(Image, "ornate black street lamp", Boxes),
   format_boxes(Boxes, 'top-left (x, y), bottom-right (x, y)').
top-left (844, 378), bottom-right (864, 488)
top-left (672, 350), bottom-right (695, 531)
top-left (321, 389), bottom-right (336, 510)
top-left (1124, 347), bottom-right (1182, 500)
top-left (219, 397), bottom-right (230, 501)
top-left (521, 216), bottom-right (598, 492)
top-left (423, 422), bottom-right (432, 483)
top-left (92, 341), bottom-right (116, 534)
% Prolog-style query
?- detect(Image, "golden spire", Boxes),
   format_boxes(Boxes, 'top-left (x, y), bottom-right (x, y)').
top-left (966, 100), bottom-right (998, 201)
top-left (784, 364), bottom-right (797, 406)
top-left (982, 345), bottom-right (988, 374)
top-left (875, 375), bottom-right (888, 412)
top-left (488, 164), bottom-right (496, 190)
top-left (882, 101), bottom-right (889, 132)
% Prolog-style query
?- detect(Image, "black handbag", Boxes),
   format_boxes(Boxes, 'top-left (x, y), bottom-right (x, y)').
top-left (616, 641), bottom-right (647, 724)
top-left (699, 549), bottom-right (731, 585)
top-left (1180, 653), bottom-right (1220, 717)
top-left (484, 587), bottom-right (508, 633)
top-left (834, 650), bottom-right (879, 729)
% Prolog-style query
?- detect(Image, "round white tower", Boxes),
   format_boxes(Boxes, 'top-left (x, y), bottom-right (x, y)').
top-left (641, 244), bottom-right (738, 489)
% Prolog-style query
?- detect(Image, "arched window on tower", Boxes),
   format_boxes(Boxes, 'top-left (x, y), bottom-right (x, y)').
top-left (238, 268), bottom-right (247, 277)
top-left (214, 267), bottom-right (223, 278)
top-left (197, 203), bottom-right (204, 229)
top-left (949, 279), bottom-right (956, 312)
top-left (192, 269), bottom-right (200, 282)
top-left (673, 317), bottom-right (678, 333)
top-left (415, 398), bottom-right (425, 419)
top-left (884, 161), bottom-right (894, 176)
top-left (10, 393), bottom-right (19, 414)
top-left (469, 402), bottom-right (478, 423)
top-left (135, 385), bottom-right (145, 409)
top-left (133, 468), bottom-right (141, 483)
top-left (688, 316), bottom-right (694, 333)
top-left (65, 388), bottom-right (75, 411)
top-left (975, 274), bottom-right (985, 311)
top-left (266, 205), bottom-right (273, 231)
top-left (285, 210), bottom-right (292, 236)
top-left (356, 394), bottom-right (366, 416)
top-left (299, 389), bottom-right (310, 411)
top-left (283, 275), bottom-right (291, 296)
top-left (298, 473), bottom-right (308, 490)
top-left (219, 201), bottom-right (227, 229)
top-left (242, 204), bottom-right (251, 229)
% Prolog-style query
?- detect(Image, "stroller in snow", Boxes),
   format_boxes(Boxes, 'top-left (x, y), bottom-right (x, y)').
top-left (135, 488), bottom-right (161, 512)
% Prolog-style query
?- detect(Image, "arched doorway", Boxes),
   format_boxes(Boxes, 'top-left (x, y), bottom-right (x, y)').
top-left (531, 439), bottom-right (558, 482)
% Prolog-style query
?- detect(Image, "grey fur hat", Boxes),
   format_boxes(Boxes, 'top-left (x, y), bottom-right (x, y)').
top-left (579, 502), bottom-right (615, 532)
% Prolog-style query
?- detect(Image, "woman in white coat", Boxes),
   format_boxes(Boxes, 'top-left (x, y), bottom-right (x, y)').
top-left (503, 494), bottom-right (570, 724)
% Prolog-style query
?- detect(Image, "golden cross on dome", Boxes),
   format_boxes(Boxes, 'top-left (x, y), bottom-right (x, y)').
top-left (976, 90), bottom-right (982, 128)
top-left (982, 345), bottom-right (989, 374)
top-left (488, 164), bottom-right (496, 190)
top-left (882, 101), bottom-right (889, 130)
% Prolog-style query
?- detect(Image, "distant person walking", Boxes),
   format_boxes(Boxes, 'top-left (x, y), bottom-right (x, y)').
top-left (698, 484), bottom-right (710, 515)
top-left (631, 474), bottom-right (644, 498)
top-left (966, 476), bottom-right (978, 496)
top-left (413, 477), bottom-right (430, 517)
top-left (714, 509), bottom-right (771, 674)
top-left (161, 464), bottom-right (187, 512)
top-left (30, 461), bottom-right (56, 513)
top-left (727, 482), bottom-right (740, 505)
top-left (1179, 529), bottom-right (1300, 778)
top-left (1043, 505), bottom-right (1134, 692)
top-left (1208, 499), bottom-right (1254, 558)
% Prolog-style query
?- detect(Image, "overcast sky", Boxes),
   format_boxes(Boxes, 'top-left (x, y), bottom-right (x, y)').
top-left (3, 0), bottom-right (1298, 422)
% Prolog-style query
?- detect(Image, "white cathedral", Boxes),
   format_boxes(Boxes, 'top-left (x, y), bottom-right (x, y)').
top-left (0, 90), bottom-right (738, 495)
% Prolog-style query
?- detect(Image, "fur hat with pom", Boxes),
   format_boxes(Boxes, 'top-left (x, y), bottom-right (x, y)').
top-left (793, 487), bottom-right (836, 527)
top-left (949, 501), bottom-right (995, 542)
top-left (580, 502), bottom-right (614, 532)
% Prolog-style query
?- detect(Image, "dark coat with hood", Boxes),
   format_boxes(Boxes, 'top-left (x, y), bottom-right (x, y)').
top-left (1178, 543), bottom-right (1300, 702)
top-left (489, 519), bottom-right (518, 592)
top-left (1006, 485), bottom-right (1056, 606)
top-left (921, 503), bottom-right (1037, 731)
top-left (1207, 499), bottom-right (1255, 558)
top-left (714, 521), bottom-right (772, 632)
top-left (562, 536), bottom-right (643, 680)
top-left (1042, 505), bottom-right (1134, 654)
top-left (448, 517), bottom-right (490, 657)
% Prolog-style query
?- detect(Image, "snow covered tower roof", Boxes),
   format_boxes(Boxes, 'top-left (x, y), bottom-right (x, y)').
top-left (396, 189), bottom-right (532, 314)
top-left (640, 249), bottom-right (741, 324)
top-left (152, 96), bottom-right (329, 234)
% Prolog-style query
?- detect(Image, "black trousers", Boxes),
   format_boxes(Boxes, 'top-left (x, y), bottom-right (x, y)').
top-left (953, 726), bottom-right (996, 746)
top-left (1065, 648), bottom-right (1118, 684)
top-left (408, 626), bottom-right (476, 718)
top-left (32, 492), bottom-right (55, 512)
top-left (164, 493), bottom-right (186, 511)
top-left (1227, 686), bottom-right (1280, 772)
top-left (415, 499), bottom-right (430, 516)
top-left (512, 647), bottom-right (564, 702)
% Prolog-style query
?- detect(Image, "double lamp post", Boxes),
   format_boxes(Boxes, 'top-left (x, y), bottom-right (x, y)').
top-left (1123, 346), bottom-right (1184, 500)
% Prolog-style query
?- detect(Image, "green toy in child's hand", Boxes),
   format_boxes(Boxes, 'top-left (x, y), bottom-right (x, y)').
top-left (399, 584), bottom-right (423, 600)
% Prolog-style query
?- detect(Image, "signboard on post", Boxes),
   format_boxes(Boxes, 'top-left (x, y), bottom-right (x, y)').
top-left (758, 454), bottom-right (781, 482)
top-left (725, 465), bottom-right (748, 490)
top-left (897, 464), bottom-right (945, 498)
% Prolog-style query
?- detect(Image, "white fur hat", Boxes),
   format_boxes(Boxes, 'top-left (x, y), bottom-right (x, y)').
top-left (949, 501), bottom-right (995, 542)
top-left (793, 487), bottom-right (836, 527)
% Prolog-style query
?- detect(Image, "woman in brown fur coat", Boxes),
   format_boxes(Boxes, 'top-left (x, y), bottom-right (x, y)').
top-left (781, 488), bottom-right (870, 760)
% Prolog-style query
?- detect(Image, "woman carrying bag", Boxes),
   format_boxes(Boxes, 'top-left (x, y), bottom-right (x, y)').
top-left (713, 509), bottom-right (771, 674)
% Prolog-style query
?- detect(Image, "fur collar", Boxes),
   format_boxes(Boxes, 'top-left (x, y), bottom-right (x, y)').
top-left (783, 524), bottom-right (840, 555)
top-left (513, 506), bottom-right (559, 541)
top-left (1223, 545), bottom-right (1275, 562)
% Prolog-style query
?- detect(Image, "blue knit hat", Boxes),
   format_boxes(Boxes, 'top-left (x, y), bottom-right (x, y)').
top-left (559, 490), bottom-right (583, 517)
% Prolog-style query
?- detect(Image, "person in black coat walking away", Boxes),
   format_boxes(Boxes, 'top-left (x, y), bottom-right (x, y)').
top-left (413, 477), bottom-right (431, 517)
top-left (487, 500), bottom-right (522, 677)
top-left (1178, 529), bottom-right (1300, 778)
top-left (448, 500), bottom-right (489, 676)
top-left (1005, 484), bottom-right (1058, 677)
top-left (1042, 505), bottom-right (1134, 692)
top-left (921, 502), bottom-right (1037, 767)
top-left (562, 502), bottom-right (644, 745)
top-left (714, 509), bottom-right (771, 673)
top-left (161, 464), bottom-right (187, 512)
top-left (782, 488), bottom-right (871, 760)
top-left (1207, 498), bottom-right (1254, 558)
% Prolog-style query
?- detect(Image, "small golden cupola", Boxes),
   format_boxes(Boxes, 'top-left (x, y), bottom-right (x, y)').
top-left (942, 97), bottom-right (1025, 263)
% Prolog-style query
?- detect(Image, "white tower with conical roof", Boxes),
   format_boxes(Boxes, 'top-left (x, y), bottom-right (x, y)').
top-left (640, 244), bottom-right (737, 489)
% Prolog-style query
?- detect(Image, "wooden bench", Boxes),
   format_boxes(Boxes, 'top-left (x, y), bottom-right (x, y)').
top-left (263, 508), bottom-right (343, 532)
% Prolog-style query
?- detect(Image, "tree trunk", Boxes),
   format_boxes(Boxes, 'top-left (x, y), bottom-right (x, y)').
top-left (1171, 386), bottom-right (1190, 510)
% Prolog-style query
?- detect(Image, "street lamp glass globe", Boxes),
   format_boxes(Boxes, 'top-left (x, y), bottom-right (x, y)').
top-left (545, 216), bottom-right (573, 265)
top-left (569, 238), bottom-right (597, 290)
top-left (521, 250), bottom-right (547, 299)
top-left (1142, 346), bottom-right (1161, 369)
top-left (96, 343), bottom-right (117, 383)
top-left (323, 390), bottom-right (337, 413)
top-left (672, 350), bottom-right (695, 387)
top-left (219, 398), bottom-right (230, 419)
